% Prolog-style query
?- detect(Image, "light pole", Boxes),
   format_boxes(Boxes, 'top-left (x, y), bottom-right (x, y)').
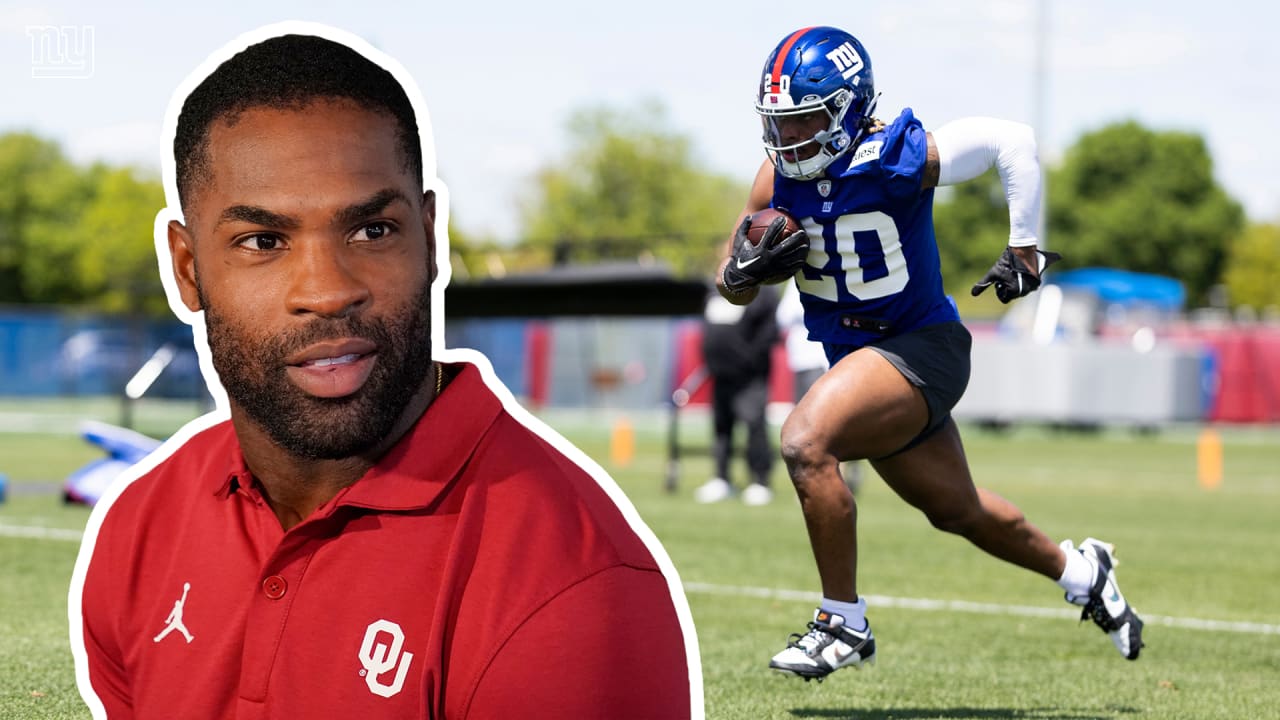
top-left (1034, 0), bottom-right (1051, 251)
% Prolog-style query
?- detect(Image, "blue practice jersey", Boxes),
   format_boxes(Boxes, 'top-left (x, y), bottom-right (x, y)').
top-left (773, 108), bottom-right (959, 349)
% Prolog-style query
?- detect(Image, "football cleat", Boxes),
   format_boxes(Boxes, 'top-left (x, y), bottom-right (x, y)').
top-left (1063, 538), bottom-right (1145, 660)
top-left (768, 608), bottom-right (876, 681)
top-left (693, 477), bottom-right (733, 504)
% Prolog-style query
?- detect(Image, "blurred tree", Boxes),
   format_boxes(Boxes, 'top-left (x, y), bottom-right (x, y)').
top-left (0, 131), bottom-right (167, 313)
top-left (933, 120), bottom-right (1246, 308)
top-left (0, 133), bottom-right (92, 303)
top-left (443, 210), bottom-right (548, 280)
top-left (932, 171), bottom-right (1009, 302)
top-left (519, 101), bottom-right (745, 276)
top-left (1047, 121), bottom-right (1243, 304)
top-left (1223, 222), bottom-right (1280, 310)
top-left (68, 167), bottom-right (167, 314)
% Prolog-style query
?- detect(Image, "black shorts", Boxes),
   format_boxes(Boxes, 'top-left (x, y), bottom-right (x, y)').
top-left (824, 321), bottom-right (972, 454)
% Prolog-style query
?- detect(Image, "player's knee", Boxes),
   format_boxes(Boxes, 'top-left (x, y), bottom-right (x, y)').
top-left (779, 421), bottom-right (836, 479)
top-left (924, 505), bottom-right (983, 537)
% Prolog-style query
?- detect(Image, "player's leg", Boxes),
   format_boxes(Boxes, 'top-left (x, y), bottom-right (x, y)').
top-left (779, 347), bottom-right (928, 601)
top-left (870, 421), bottom-right (1145, 659)
top-left (869, 321), bottom-right (1143, 658)
top-left (868, 419), bottom-right (1063, 578)
top-left (767, 346), bottom-right (925, 679)
top-left (696, 374), bottom-right (737, 503)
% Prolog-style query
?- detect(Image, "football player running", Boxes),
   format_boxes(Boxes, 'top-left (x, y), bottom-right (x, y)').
top-left (716, 26), bottom-right (1145, 682)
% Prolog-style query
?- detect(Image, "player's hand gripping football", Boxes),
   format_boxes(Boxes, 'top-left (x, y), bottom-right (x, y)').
top-left (721, 215), bottom-right (809, 293)
top-left (971, 246), bottom-right (1063, 304)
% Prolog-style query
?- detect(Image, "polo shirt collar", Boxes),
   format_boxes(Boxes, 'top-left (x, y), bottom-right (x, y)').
top-left (336, 362), bottom-right (501, 511)
top-left (215, 362), bottom-right (502, 512)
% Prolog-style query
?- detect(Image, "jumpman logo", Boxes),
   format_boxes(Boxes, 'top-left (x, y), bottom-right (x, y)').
top-left (153, 582), bottom-right (194, 644)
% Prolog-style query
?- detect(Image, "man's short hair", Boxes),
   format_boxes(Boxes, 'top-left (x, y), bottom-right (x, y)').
top-left (174, 34), bottom-right (423, 210)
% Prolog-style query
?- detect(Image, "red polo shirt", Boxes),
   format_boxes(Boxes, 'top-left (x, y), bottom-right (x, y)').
top-left (74, 362), bottom-right (695, 719)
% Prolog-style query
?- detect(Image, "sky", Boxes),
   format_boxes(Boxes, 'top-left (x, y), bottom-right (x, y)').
top-left (4, 1), bottom-right (1278, 244)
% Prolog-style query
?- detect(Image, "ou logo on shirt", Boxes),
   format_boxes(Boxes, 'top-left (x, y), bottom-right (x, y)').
top-left (358, 619), bottom-right (415, 698)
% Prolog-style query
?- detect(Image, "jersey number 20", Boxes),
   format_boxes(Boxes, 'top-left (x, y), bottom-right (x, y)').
top-left (796, 211), bottom-right (909, 301)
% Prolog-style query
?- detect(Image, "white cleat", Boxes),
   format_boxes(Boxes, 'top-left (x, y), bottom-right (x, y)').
top-left (768, 607), bottom-right (876, 682)
top-left (1063, 538), bottom-right (1145, 660)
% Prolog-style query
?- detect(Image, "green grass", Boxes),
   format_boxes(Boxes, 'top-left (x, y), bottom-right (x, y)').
top-left (2, 402), bottom-right (1279, 719)
top-left (0, 495), bottom-right (91, 718)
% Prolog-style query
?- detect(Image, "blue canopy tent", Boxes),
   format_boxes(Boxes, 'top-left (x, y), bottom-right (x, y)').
top-left (1047, 268), bottom-right (1186, 311)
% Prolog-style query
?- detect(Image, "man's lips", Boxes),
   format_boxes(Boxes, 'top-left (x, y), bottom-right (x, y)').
top-left (285, 338), bottom-right (377, 367)
top-left (300, 353), bottom-right (363, 368)
top-left (283, 338), bottom-right (378, 399)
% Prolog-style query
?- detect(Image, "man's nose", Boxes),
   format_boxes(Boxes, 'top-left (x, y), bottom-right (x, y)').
top-left (779, 121), bottom-right (806, 144)
top-left (284, 239), bottom-right (371, 318)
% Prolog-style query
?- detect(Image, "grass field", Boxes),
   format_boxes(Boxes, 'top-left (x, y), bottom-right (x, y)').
top-left (2, 399), bottom-right (1278, 719)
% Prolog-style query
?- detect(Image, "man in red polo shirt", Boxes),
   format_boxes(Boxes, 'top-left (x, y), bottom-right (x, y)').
top-left (69, 25), bottom-right (699, 719)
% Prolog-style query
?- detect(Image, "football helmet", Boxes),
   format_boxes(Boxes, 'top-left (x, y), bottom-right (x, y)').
top-left (756, 26), bottom-right (878, 180)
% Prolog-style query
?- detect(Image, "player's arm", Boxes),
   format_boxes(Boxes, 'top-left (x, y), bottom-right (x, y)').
top-left (715, 159), bottom-right (807, 305)
top-left (715, 160), bottom-right (773, 305)
top-left (924, 118), bottom-right (1061, 302)
top-left (465, 566), bottom-right (694, 719)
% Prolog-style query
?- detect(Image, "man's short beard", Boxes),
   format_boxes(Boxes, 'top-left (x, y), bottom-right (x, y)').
top-left (200, 282), bottom-right (433, 460)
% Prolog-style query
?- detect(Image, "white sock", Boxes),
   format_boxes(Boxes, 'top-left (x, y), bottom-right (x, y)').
top-left (1055, 544), bottom-right (1096, 598)
top-left (820, 597), bottom-right (867, 630)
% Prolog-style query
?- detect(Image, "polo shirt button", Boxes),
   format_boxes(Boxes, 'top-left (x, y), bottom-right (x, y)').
top-left (262, 575), bottom-right (287, 600)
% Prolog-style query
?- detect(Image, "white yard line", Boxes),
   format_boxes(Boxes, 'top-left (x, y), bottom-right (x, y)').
top-left (0, 523), bottom-right (84, 542)
top-left (682, 581), bottom-right (1280, 637)
top-left (4, 524), bottom-right (1276, 637)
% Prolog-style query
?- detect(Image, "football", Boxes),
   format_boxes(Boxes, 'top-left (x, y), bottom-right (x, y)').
top-left (746, 208), bottom-right (802, 248)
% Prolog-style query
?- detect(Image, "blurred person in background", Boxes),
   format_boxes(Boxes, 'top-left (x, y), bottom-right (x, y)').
top-left (695, 285), bottom-right (779, 506)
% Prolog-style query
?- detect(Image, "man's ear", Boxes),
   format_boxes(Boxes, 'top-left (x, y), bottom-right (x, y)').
top-left (168, 220), bottom-right (202, 312)
top-left (422, 189), bottom-right (437, 284)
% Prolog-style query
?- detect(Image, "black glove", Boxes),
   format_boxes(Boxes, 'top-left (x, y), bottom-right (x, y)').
top-left (971, 246), bottom-right (1063, 304)
top-left (721, 216), bottom-right (809, 292)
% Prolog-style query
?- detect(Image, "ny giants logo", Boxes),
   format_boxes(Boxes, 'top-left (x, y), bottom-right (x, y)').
top-left (358, 619), bottom-right (414, 698)
top-left (825, 42), bottom-right (864, 82)
top-left (25, 25), bottom-right (95, 79)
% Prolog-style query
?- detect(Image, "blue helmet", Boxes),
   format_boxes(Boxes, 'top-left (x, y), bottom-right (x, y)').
top-left (756, 26), bottom-right (878, 180)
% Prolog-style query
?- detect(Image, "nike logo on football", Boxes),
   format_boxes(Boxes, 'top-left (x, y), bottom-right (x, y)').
top-left (736, 256), bottom-right (762, 269)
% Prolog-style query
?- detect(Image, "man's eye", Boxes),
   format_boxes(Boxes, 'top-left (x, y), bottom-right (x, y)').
top-left (238, 234), bottom-right (282, 251)
top-left (354, 222), bottom-right (393, 242)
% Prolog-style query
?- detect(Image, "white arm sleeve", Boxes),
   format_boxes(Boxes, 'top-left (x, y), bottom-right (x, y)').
top-left (932, 117), bottom-right (1042, 247)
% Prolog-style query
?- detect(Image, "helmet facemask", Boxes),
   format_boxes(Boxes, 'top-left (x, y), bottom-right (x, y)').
top-left (758, 87), bottom-right (876, 180)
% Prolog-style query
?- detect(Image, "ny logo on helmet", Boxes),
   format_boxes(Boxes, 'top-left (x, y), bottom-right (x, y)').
top-left (825, 42), bottom-right (865, 81)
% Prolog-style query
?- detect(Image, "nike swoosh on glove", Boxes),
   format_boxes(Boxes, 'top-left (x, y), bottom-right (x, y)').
top-left (722, 216), bottom-right (810, 292)
top-left (971, 246), bottom-right (1063, 304)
